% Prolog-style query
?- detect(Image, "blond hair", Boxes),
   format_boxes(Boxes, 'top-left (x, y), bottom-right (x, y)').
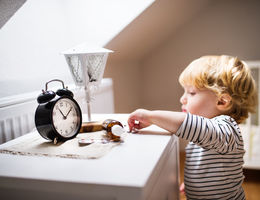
top-left (179, 55), bottom-right (258, 123)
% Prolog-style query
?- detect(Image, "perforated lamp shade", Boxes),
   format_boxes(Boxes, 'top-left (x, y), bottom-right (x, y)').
top-left (62, 44), bottom-right (113, 121)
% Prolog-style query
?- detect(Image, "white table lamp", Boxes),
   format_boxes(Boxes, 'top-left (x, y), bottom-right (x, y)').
top-left (62, 44), bottom-right (113, 121)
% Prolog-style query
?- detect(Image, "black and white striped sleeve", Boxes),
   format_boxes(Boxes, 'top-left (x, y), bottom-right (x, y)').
top-left (175, 113), bottom-right (243, 154)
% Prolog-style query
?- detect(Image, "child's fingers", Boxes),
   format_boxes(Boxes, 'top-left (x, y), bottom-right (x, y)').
top-left (128, 118), bottom-right (137, 132)
top-left (128, 116), bottom-right (141, 133)
top-left (179, 182), bottom-right (185, 194)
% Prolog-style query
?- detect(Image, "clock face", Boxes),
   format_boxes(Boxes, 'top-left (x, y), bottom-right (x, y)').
top-left (52, 98), bottom-right (81, 138)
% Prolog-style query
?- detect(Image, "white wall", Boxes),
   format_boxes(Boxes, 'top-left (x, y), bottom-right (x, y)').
top-left (0, 0), bottom-right (72, 96)
top-left (0, 0), bottom-right (154, 97)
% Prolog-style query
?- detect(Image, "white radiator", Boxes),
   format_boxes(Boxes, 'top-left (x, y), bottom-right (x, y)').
top-left (0, 78), bottom-right (114, 144)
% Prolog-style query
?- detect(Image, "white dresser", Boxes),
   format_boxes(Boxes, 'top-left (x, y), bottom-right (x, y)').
top-left (0, 114), bottom-right (180, 200)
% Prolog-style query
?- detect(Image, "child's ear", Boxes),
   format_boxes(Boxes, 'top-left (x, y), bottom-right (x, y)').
top-left (217, 93), bottom-right (232, 111)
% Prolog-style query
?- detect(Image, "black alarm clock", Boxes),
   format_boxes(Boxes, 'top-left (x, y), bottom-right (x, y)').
top-left (35, 79), bottom-right (82, 144)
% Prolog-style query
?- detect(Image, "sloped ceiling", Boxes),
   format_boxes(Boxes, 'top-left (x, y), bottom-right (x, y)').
top-left (105, 0), bottom-right (210, 63)
top-left (1, 0), bottom-right (210, 64)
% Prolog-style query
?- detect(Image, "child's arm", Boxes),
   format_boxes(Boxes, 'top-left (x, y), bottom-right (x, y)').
top-left (128, 109), bottom-right (186, 133)
top-left (128, 110), bottom-right (243, 154)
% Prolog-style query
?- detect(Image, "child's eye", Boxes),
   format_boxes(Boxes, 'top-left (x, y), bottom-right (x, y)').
top-left (188, 92), bottom-right (196, 95)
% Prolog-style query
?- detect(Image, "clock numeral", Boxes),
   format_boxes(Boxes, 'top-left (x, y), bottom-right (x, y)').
top-left (59, 102), bottom-right (63, 107)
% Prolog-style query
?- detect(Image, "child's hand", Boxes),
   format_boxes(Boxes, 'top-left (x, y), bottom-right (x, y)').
top-left (128, 109), bottom-right (152, 132)
top-left (179, 182), bottom-right (185, 194)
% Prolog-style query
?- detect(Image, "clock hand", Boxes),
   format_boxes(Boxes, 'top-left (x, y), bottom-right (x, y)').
top-left (58, 108), bottom-right (66, 120)
top-left (65, 107), bottom-right (72, 117)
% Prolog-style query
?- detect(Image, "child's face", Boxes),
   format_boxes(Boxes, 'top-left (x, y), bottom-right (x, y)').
top-left (180, 85), bottom-right (221, 118)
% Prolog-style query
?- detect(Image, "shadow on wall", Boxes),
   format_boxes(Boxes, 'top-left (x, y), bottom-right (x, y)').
top-left (104, 0), bottom-right (260, 114)
top-left (105, 0), bottom-right (211, 113)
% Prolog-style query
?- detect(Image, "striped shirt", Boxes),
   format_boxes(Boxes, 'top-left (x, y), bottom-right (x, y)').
top-left (176, 113), bottom-right (245, 200)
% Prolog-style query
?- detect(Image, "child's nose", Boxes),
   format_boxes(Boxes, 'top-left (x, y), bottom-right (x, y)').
top-left (180, 95), bottom-right (187, 104)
